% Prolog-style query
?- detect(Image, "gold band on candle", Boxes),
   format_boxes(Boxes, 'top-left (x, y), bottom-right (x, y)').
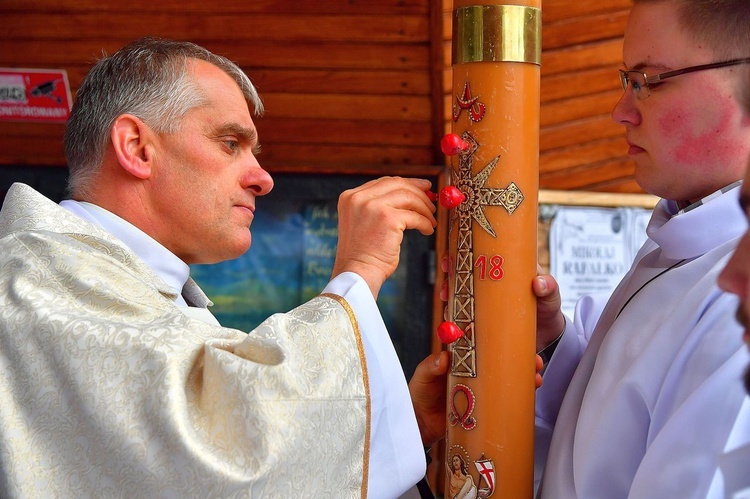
top-left (453, 5), bottom-right (541, 65)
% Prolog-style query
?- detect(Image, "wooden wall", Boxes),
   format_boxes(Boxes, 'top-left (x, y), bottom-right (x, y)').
top-left (538, 0), bottom-right (638, 192)
top-left (0, 0), bottom-right (640, 193)
top-left (0, 0), bottom-right (445, 178)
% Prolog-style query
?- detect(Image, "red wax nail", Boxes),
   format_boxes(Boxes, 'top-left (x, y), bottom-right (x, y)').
top-left (439, 186), bottom-right (466, 209)
top-left (437, 321), bottom-right (464, 344)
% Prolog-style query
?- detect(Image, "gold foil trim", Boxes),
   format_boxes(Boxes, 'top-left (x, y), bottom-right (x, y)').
top-left (321, 292), bottom-right (371, 496)
top-left (453, 5), bottom-right (542, 65)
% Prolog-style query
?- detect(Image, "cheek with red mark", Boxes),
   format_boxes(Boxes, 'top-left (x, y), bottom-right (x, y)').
top-left (658, 94), bottom-right (740, 167)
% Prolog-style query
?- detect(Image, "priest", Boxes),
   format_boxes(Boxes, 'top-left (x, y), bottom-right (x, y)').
top-left (0, 37), bottom-right (446, 498)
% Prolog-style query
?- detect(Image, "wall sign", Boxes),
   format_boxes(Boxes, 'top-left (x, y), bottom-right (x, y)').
top-left (0, 68), bottom-right (72, 123)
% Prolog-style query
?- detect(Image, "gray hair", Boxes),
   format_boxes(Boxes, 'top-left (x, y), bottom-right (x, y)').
top-left (63, 37), bottom-right (263, 198)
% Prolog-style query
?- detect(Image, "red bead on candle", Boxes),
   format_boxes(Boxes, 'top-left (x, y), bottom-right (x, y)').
top-left (440, 133), bottom-right (469, 156)
top-left (439, 185), bottom-right (466, 209)
top-left (437, 321), bottom-right (464, 344)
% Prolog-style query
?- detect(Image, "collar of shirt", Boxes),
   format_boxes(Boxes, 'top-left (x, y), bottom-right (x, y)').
top-left (667, 180), bottom-right (743, 216)
top-left (59, 200), bottom-right (190, 307)
top-left (648, 181), bottom-right (747, 260)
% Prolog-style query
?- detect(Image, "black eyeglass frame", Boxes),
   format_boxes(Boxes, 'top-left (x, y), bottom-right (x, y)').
top-left (619, 58), bottom-right (750, 100)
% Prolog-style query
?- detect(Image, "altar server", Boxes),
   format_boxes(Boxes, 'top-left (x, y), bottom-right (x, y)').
top-left (533, 1), bottom-right (750, 497)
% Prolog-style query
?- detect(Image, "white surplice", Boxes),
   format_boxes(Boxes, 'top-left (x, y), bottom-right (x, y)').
top-left (719, 443), bottom-right (750, 498)
top-left (536, 186), bottom-right (750, 498)
top-left (0, 183), bottom-right (425, 498)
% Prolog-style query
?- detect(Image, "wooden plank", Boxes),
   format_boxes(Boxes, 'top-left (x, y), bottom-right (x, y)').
top-left (589, 178), bottom-right (645, 194)
top-left (539, 188), bottom-right (657, 208)
top-left (0, 122), bottom-right (65, 139)
top-left (0, 0), bottom-right (430, 15)
top-left (262, 162), bottom-right (443, 177)
top-left (256, 118), bottom-right (433, 147)
top-left (0, 135), bottom-right (65, 166)
top-left (260, 93), bottom-right (432, 121)
top-left (540, 136), bottom-right (628, 173)
top-left (540, 157), bottom-right (635, 188)
top-left (540, 115), bottom-right (623, 152)
top-left (0, 134), bottom-right (64, 156)
top-left (542, 0), bottom-right (632, 23)
top-left (541, 39), bottom-right (623, 76)
top-left (1, 14), bottom-right (430, 44)
top-left (0, 40), bottom-right (431, 71)
top-left (541, 90), bottom-right (621, 127)
top-left (0, 155), bottom-right (65, 167)
top-left (542, 11), bottom-right (628, 50)
top-left (541, 66), bottom-right (621, 103)
top-left (250, 69), bottom-right (431, 95)
top-left (258, 143), bottom-right (435, 167)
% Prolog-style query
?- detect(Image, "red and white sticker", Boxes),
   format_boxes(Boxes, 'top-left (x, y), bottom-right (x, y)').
top-left (0, 68), bottom-right (72, 123)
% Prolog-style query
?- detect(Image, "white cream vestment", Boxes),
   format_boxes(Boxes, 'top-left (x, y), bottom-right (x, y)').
top-left (0, 183), bottom-right (425, 498)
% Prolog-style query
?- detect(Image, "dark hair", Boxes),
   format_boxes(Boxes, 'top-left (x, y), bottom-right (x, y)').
top-left (632, 0), bottom-right (750, 60)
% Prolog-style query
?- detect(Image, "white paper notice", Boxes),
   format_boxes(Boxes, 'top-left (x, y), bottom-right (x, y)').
top-left (549, 206), bottom-right (652, 319)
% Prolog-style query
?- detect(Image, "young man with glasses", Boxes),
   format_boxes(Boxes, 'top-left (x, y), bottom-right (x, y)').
top-left (533, 1), bottom-right (750, 497)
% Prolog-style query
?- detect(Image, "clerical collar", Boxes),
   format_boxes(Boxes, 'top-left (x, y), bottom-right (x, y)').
top-left (59, 200), bottom-right (190, 306)
top-left (669, 180), bottom-right (743, 216)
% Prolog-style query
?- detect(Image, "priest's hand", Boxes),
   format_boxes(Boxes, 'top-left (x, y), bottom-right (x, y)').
top-left (409, 350), bottom-right (449, 448)
top-left (533, 266), bottom-right (566, 353)
top-left (332, 177), bottom-right (437, 299)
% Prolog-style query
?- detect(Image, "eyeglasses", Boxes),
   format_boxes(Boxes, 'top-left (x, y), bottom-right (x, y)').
top-left (619, 58), bottom-right (750, 100)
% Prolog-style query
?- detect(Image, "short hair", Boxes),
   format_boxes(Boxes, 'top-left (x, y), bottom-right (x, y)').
top-left (63, 37), bottom-right (263, 198)
top-left (632, 0), bottom-right (750, 60)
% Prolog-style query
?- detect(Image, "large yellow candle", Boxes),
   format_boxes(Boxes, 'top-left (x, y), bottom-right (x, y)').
top-left (442, 2), bottom-right (540, 497)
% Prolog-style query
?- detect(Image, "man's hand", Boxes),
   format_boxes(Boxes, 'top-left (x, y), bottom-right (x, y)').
top-left (532, 266), bottom-right (566, 352)
top-left (332, 177), bottom-right (437, 298)
top-left (409, 350), bottom-right (449, 448)
top-left (409, 350), bottom-right (542, 449)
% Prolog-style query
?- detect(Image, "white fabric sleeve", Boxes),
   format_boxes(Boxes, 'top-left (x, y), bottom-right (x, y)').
top-left (323, 272), bottom-right (426, 498)
top-left (535, 292), bottom-right (607, 425)
top-left (534, 292), bottom-right (608, 489)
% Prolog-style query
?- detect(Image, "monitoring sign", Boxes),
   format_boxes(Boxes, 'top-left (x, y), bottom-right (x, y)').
top-left (0, 68), bottom-right (72, 123)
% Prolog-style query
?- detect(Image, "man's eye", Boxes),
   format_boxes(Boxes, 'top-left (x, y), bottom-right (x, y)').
top-left (224, 139), bottom-right (239, 151)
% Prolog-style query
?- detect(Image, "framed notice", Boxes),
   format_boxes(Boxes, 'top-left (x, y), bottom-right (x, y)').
top-left (540, 190), bottom-right (657, 319)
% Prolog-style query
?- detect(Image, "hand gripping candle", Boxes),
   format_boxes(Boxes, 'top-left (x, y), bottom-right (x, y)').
top-left (439, 2), bottom-right (540, 497)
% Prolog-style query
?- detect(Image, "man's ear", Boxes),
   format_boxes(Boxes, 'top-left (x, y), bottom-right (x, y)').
top-left (110, 114), bottom-right (155, 180)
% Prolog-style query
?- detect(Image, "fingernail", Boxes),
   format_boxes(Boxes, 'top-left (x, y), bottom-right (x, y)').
top-left (537, 277), bottom-right (547, 292)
